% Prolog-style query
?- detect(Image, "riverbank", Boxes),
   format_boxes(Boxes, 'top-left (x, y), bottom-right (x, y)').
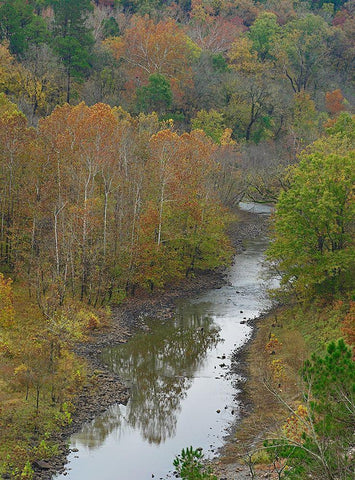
top-left (31, 205), bottom-right (270, 480)
top-left (214, 297), bottom-right (351, 479)
top-left (32, 272), bottom-right (231, 479)
top-left (213, 305), bottom-right (304, 479)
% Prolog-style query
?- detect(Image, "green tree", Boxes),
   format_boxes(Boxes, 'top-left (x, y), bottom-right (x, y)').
top-left (226, 37), bottom-right (281, 142)
top-left (173, 447), bottom-right (217, 480)
top-left (274, 14), bottom-right (331, 92)
top-left (326, 111), bottom-right (355, 140)
top-left (102, 16), bottom-right (120, 39)
top-left (249, 11), bottom-right (280, 62)
top-left (0, 0), bottom-right (48, 56)
top-left (224, 74), bottom-right (275, 142)
top-left (302, 0), bottom-right (347, 12)
top-left (136, 73), bottom-right (173, 115)
top-left (265, 340), bottom-right (355, 480)
top-left (51, 0), bottom-right (94, 102)
top-left (303, 339), bottom-right (354, 436)
top-left (267, 117), bottom-right (355, 297)
top-left (191, 109), bottom-right (225, 143)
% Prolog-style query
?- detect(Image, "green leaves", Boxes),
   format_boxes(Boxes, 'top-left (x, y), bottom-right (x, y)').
top-left (51, 0), bottom-right (94, 101)
top-left (265, 340), bottom-right (355, 479)
top-left (273, 14), bottom-right (331, 92)
top-left (267, 121), bottom-right (355, 297)
top-left (249, 12), bottom-right (280, 61)
top-left (173, 447), bottom-right (217, 480)
top-left (191, 109), bottom-right (225, 143)
top-left (303, 339), bottom-right (355, 426)
top-left (136, 74), bottom-right (173, 115)
top-left (53, 36), bottom-right (92, 79)
top-left (0, 0), bottom-right (48, 55)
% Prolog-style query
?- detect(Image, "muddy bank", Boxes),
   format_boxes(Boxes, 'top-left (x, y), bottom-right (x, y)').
top-left (33, 206), bottom-right (270, 480)
top-left (212, 301), bottom-right (304, 480)
top-left (211, 309), bottom-right (277, 480)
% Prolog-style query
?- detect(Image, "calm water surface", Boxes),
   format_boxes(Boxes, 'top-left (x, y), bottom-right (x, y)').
top-left (54, 203), bottom-right (275, 480)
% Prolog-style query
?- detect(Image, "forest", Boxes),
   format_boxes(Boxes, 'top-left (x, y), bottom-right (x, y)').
top-left (0, 0), bottom-right (354, 479)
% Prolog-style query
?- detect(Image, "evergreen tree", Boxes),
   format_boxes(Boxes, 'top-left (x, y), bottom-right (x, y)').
top-left (0, 0), bottom-right (48, 56)
top-left (266, 340), bottom-right (355, 480)
top-left (51, 0), bottom-right (94, 102)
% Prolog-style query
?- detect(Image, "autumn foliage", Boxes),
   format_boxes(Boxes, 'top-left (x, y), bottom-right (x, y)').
top-left (0, 0), bottom-right (354, 476)
top-left (325, 89), bottom-right (346, 115)
top-left (104, 16), bottom-right (194, 103)
top-left (0, 98), bottom-right (232, 307)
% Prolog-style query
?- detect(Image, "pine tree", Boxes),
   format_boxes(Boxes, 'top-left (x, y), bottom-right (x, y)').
top-left (51, 0), bottom-right (94, 102)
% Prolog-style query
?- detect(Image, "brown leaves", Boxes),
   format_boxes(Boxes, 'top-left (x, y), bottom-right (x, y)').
top-left (325, 89), bottom-right (346, 115)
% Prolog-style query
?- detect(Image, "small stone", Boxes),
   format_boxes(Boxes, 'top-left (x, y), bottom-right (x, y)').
top-left (33, 460), bottom-right (51, 470)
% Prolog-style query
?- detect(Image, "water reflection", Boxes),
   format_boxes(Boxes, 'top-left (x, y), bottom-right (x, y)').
top-left (98, 314), bottom-right (220, 445)
top-left (53, 204), bottom-right (275, 480)
top-left (75, 404), bottom-right (124, 449)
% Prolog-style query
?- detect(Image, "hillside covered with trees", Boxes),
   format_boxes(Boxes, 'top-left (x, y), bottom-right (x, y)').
top-left (0, 0), bottom-right (354, 478)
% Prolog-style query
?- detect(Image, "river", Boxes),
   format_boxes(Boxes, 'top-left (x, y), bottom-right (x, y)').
top-left (54, 203), bottom-right (275, 480)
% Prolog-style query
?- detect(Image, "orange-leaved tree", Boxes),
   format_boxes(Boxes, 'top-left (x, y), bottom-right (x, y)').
top-left (132, 128), bottom-right (233, 290)
top-left (104, 15), bottom-right (194, 106)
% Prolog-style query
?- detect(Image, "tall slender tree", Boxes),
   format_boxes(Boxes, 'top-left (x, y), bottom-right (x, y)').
top-left (51, 0), bottom-right (94, 102)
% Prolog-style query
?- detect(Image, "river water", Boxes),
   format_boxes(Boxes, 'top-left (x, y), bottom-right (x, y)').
top-left (54, 203), bottom-right (275, 480)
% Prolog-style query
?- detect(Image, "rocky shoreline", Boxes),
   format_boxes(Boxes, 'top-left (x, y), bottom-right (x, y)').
top-left (210, 308), bottom-right (276, 480)
top-left (33, 205), bottom-right (270, 480)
